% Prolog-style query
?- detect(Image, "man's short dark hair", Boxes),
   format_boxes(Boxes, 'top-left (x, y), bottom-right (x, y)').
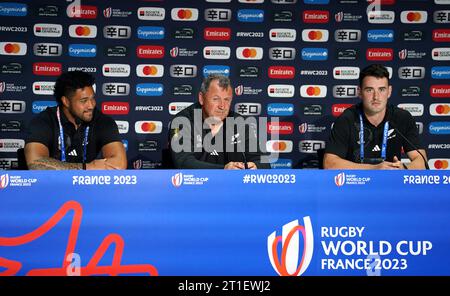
top-left (200, 74), bottom-right (231, 96)
top-left (359, 64), bottom-right (390, 86)
top-left (54, 71), bottom-right (95, 105)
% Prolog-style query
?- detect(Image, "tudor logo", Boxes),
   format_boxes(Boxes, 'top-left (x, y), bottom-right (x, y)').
top-left (102, 64), bottom-right (131, 77)
top-left (397, 103), bottom-right (424, 116)
top-left (236, 47), bottom-right (263, 60)
top-left (138, 7), bottom-right (165, 21)
top-left (367, 11), bottom-right (395, 24)
top-left (302, 29), bottom-right (329, 42)
top-left (430, 103), bottom-right (450, 116)
top-left (432, 48), bottom-right (450, 61)
top-left (366, 48), bottom-right (393, 61)
top-left (0, 42), bottom-right (27, 56)
top-left (136, 45), bottom-right (165, 58)
top-left (203, 46), bottom-right (231, 59)
top-left (266, 140), bottom-right (293, 153)
top-left (269, 29), bottom-right (297, 42)
top-left (430, 85), bottom-right (450, 98)
top-left (332, 104), bottom-right (353, 117)
top-left (101, 102), bottom-right (130, 115)
top-left (300, 85), bottom-right (327, 98)
top-left (267, 122), bottom-right (294, 135)
top-left (68, 25), bottom-right (97, 38)
top-left (136, 64), bottom-right (164, 77)
top-left (268, 66), bottom-right (295, 79)
top-left (32, 62), bottom-right (62, 76)
top-left (401, 11), bottom-right (428, 24)
top-left (433, 29), bottom-right (450, 42)
top-left (267, 84), bottom-right (295, 98)
top-left (171, 8), bottom-right (199, 21)
top-left (204, 27), bottom-right (231, 41)
top-left (333, 67), bottom-right (360, 80)
top-left (302, 10), bottom-right (329, 24)
top-left (135, 121), bottom-right (163, 134)
top-left (32, 81), bottom-right (55, 95)
top-left (67, 5), bottom-right (97, 19)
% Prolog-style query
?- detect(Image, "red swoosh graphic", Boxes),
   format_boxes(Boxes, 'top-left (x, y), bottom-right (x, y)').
top-left (0, 200), bottom-right (158, 276)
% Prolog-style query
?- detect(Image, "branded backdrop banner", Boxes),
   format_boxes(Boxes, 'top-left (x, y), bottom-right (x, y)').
top-left (1, 0), bottom-right (450, 169)
top-left (0, 170), bottom-right (449, 276)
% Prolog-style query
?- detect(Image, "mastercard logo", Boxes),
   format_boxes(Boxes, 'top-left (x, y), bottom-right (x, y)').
top-left (76, 26), bottom-right (91, 36)
top-left (171, 8), bottom-right (198, 21)
top-left (3, 43), bottom-right (21, 54)
top-left (308, 31), bottom-right (323, 40)
top-left (242, 48), bottom-right (257, 58)
top-left (300, 85), bottom-right (327, 98)
top-left (434, 160), bottom-right (449, 169)
top-left (236, 47), bottom-right (263, 60)
top-left (302, 29), bottom-right (329, 42)
top-left (407, 12), bottom-right (422, 22)
top-left (429, 159), bottom-right (450, 170)
top-left (69, 25), bottom-right (97, 38)
top-left (436, 104), bottom-right (450, 114)
top-left (0, 42), bottom-right (27, 55)
top-left (177, 9), bottom-right (192, 19)
top-left (136, 64), bottom-right (164, 77)
top-left (266, 140), bottom-right (293, 153)
top-left (135, 121), bottom-right (162, 134)
top-left (401, 11), bottom-right (427, 23)
top-left (430, 103), bottom-right (450, 116)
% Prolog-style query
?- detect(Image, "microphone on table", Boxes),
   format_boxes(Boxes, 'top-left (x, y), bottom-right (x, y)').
top-left (390, 122), bottom-right (429, 170)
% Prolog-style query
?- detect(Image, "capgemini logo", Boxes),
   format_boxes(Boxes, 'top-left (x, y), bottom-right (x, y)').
top-left (171, 172), bottom-right (183, 187)
top-left (335, 172), bottom-right (345, 187)
top-left (0, 174), bottom-right (9, 189)
top-left (267, 217), bottom-right (314, 276)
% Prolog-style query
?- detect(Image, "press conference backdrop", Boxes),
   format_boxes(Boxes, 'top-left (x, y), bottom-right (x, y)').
top-left (0, 0), bottom-right (450, 170)
top-left (1, 170), bottom-right (450, 276)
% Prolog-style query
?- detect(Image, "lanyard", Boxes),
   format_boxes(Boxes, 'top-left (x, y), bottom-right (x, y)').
top-left (358, 112), bottom-right (389, 162)
top-left (56, 107), bottom-right (89, 163)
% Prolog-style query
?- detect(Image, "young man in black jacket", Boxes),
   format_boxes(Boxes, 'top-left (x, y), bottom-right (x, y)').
top-left (324, 64), bottom-right (427, 170)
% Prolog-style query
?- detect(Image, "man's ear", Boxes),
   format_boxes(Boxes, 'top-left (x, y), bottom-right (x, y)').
top-left (357, 86), bottom-right (362, 99)
top-left (61, 96), bottom-right (70, 108)
top-left (388, 85), bottom-right (392, 99)
top-left (198, 92), bottom-right (204, 106)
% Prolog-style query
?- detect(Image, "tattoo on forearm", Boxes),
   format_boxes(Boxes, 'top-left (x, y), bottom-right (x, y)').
top-left (28, 157), bottom-right (82, 170)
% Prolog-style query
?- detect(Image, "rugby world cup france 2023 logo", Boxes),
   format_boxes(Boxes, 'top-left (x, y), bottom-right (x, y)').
top-left (171, 172), bottom-right (183, 188)
top-left (267, 216), bottom-right (314, 276)
top-left (0, 174), bottom-right (9, 189)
